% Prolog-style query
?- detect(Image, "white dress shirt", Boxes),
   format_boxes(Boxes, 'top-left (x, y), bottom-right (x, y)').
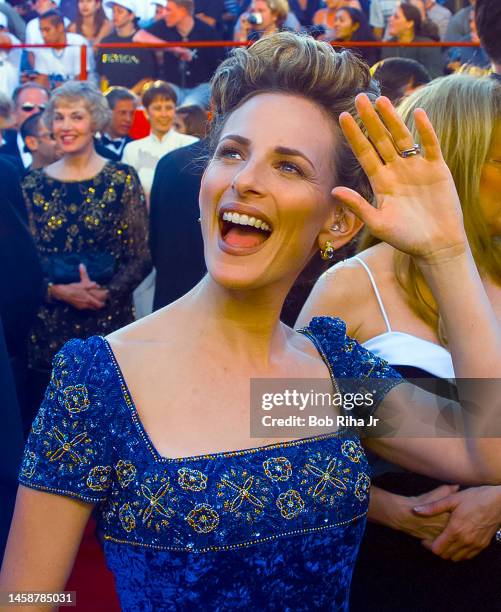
top-left (122, 129), bottom-right (198, 198)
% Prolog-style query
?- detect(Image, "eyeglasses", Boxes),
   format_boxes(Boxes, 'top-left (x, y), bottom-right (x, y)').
top-left (21, 103), bottom-right (47, 112)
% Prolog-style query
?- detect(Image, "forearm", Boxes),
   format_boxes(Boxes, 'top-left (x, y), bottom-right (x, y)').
top-left (368, 486), bottom-right (406, 529)
top-left (417, 248), bottom-right (501, 378)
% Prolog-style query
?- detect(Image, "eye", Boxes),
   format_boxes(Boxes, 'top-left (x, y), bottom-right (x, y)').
top-left (277, 160), bottom-right (304, 176)
top-left (215, 145), bottom-right (243, 161)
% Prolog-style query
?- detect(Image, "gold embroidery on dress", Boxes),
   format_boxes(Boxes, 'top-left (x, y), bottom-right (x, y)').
top-left (63, 384), bottom-right (90, 413)
top-left (186, 503), bottom-right (220, 534)
top-left (263, 457), bottom-right (292, 482)
top-left (87, 465), bottom-right (112, 491)
top-left (276, 489), bottom-right (305, 519)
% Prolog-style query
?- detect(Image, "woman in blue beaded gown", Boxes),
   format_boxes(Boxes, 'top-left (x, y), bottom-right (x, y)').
top-left (1, 32), bottom-right (501, 611)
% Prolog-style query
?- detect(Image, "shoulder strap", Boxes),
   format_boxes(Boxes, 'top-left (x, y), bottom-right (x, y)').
top-left (352, 256), bottom-right (392, 333)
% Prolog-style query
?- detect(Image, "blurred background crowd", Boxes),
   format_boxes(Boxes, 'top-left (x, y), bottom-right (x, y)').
top-left (0, 0), bottom-right (500, 610)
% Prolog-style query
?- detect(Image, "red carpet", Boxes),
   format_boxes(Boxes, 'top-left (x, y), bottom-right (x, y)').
top-left (65, 519), bottom-right (120, 611)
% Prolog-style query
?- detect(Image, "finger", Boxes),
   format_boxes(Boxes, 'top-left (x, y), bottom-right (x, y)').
top-left (414, 108), bottom-right (442, 162)
top-left (87, 295), bottom-right (106, 309)
top-left (339, 111), bottom-right (382, 177)
top-left (374, 96), bottom-right (416, 153)
top-left (79, 263), bottom-right (90, 284)
top-left (414, 496), bottom-right (458, 516)
top-left (355, 93), bottom-right (399, 164)
top-left (430, 527), bottom-right (457, 556)
top-left (464, 548), bottom-right (483, 561)
top-left (331, 186), bottom-right (379, 229)
top-left (451, 546), bottom-right (477, 562)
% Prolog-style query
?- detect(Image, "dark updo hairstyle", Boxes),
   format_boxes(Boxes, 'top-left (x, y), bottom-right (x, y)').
top-left (399, 3), bottom-right (422, 37)
top-left (372, 57), bottom-right (431, 105)
top-left (209, 31), bottom-right (380, 205)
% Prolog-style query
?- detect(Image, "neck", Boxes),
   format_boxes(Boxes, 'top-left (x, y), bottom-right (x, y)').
top-left (151, 128), bottom-right (170, 140)
top-left (106, 127), bottom-right (123, 140)
top-left (30, 156), bottom-right (46, 170)
top-left (60, 141), bottom-right (100, 174)
top-left (176, 15), bottom-right (194, 37)
top-left (180, 275), bottom-right (294, 368)
top-left (398, 30), bottom-right (414, 43)
top-left (117, 22), bottom-right (135, 37)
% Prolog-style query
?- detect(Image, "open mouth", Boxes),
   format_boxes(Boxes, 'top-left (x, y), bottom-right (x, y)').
top-left (219, 211), bottom-right (272, 249)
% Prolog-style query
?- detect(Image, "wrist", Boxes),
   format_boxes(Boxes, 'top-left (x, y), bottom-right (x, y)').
top-left (414, 241), bottom-right (469, 269)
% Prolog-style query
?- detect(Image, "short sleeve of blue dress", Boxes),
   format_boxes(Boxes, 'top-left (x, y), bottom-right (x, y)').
top-left (18, 337), bottom-right (115, 503)
top-left (301, 316), bottom-right (403, 416)
top-left (17, 324), bottom-right (403, 612)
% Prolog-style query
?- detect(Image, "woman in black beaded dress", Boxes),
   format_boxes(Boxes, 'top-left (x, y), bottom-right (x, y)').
top-left (22, 81), bottom-right (151, 414)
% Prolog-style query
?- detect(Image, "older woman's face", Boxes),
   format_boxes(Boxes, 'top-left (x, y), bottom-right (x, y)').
top-left (199, 93), bottom-right (339, 290)
top-left (51, 100), bottom-right (95, 154)
top-left (479, 121), bottom-right (501, 235)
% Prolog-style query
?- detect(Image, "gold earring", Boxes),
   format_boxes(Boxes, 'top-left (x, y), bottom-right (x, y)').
top-left (320, 241), bottom-right (335, 260)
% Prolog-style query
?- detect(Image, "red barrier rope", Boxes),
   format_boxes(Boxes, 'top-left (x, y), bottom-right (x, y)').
top-left (0, 39), bottom-right (482, 82)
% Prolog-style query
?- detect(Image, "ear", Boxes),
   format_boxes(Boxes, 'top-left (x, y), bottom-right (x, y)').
top-left (25, 135), bottom-right (38, 153)
top-left (317, 201), bottom-right (364, 255)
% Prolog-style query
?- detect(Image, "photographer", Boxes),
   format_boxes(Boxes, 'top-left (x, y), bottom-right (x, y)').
top-left (234, 0), bottom-right (290, 41)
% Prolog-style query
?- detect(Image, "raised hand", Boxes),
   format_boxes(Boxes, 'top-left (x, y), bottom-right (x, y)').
top-left (334, 94), bottom-right (468, 264)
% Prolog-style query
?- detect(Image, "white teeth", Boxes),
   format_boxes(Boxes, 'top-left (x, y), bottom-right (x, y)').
top-left (221, 211), bottom-right (271, 232)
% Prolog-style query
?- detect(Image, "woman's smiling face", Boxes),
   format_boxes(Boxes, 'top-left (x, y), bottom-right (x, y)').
top-left (199, 92), bottom-right (341, 291)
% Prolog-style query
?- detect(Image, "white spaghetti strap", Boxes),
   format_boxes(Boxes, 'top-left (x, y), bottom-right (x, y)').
top-left (352, 256), bottom-right (392, 333)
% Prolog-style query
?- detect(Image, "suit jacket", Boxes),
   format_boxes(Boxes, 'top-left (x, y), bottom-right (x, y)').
top-left (0, 129), bottom-right (24, 171)
top-left (150, 139), bottom-right (208, 310)
top-left (0, 155), bottom-right (28, 222)
top-left (94, 135), bottom-right (133, 161)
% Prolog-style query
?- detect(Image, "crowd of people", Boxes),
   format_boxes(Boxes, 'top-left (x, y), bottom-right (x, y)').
top-left (0, 0), bottom-right (500, 610)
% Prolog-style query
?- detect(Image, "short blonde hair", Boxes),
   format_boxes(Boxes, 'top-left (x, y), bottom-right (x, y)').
top-left (262, 0), bottom-right (289, 25)
top-left (44, 81), bottom-right (112, 133)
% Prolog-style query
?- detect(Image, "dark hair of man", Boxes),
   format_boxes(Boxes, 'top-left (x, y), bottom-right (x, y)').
top-left (475, 0), bottom-right (501, 65)
top-left (400, 3), bottom-right (423, 37)
top-left (39, 9), bottom-right (64, 28)
top-left (142, 81), bottom-right (177, 108)
top-left (20, 111), bottom-right (43, 142)
top-left (104, 86), bottom-right (137, 110)
top-left (12, 83), bottom-right (50, 107)
top-left (372, 57), bottom-right (431, 105)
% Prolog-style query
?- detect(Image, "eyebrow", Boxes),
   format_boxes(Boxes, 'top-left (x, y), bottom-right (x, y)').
top-left (220, 134), bottom-right (315, 170)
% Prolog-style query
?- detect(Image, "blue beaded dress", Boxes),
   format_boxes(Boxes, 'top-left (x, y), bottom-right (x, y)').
top-left (18, 317), bottom-right (402, 611)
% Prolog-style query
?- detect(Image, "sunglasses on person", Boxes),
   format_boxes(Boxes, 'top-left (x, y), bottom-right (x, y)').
top-left (21, 103), bottom-right (47, 112)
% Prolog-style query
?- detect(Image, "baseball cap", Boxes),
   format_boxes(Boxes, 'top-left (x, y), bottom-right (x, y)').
top-left (105, 0), bottom-right (138, 13)
top-left (0, 13), bottom-right (7, 29)
top-left (150, 0), bottom-right (167, 6)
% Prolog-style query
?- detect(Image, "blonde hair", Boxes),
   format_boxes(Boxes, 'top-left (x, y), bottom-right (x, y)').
top-left (209, 31), bottom-right (380, 205)
top-left (262, 0), bottom-right (289, 25)
top-left (359, 74), bottom-right (501, 343)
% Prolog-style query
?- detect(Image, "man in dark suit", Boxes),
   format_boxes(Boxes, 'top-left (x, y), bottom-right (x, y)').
top-left (0, 83), bottom-right (50, 170)
top-left (94, 86), bottom-right (137, 161)
top-left (150, 139), bottom-right (208, 310)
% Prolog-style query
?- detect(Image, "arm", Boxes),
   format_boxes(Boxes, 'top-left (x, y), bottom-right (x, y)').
top-left (105, 168), bottom-right (152, 300)
top-left (133, 30), bottom-right (193, 61)
top-left (334, 94), bottom-right (501, 484)
top-left (0, 488), bottom-right (93, 611)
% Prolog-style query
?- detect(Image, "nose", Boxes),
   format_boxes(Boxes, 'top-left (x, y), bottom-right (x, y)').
top-left (230, 156), bottom-right (267, 199)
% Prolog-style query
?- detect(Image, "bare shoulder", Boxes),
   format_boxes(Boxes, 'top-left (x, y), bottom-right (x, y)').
top-left (296, 243), bottom-right (396, 335)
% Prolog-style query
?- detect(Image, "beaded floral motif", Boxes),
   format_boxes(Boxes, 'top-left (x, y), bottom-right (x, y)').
top-left (119, 503), bottom-right (136, 533)
top-left (115, 460), bottom-right (137, 488)
top-left (263, 457), bottom-right (292, 482)
top-left (186, 503), bottom-right (220, 534)
top-left (341, 440), bottom-right (364, 464)
top-left (20, 451), bottom-right (37, 479)
top-left (217, 469), bottom-right (270, 522)
top-left (276, 489), bottom-right (305, 520)
top-left (63, 384), bottom-right (90, 414)
top-left (301, 454), bottom-right (352, 507)
top-left (178, 468), bottom-right (207, 492)
top-left (354, 473), bottom-right (370, 502)
top-left (45, 424), bottom-right (91, 465)
top-left (87, 465), bottom-right (112, 491)
top-left (137, 475), bottom-right (177, 532)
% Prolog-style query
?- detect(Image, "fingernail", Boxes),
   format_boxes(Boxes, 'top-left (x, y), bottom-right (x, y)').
top-left (413, 506), bottom-right (425, 512)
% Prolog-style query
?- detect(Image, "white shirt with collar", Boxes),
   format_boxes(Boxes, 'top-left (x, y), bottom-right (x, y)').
top-left (32, 32), bottom-right (94, 82)
top-left (122, 129), bottom-right (198, 198)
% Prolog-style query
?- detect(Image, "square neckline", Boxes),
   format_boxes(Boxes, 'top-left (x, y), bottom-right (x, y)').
top-left (100, 330), bottom-right (348, 464)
